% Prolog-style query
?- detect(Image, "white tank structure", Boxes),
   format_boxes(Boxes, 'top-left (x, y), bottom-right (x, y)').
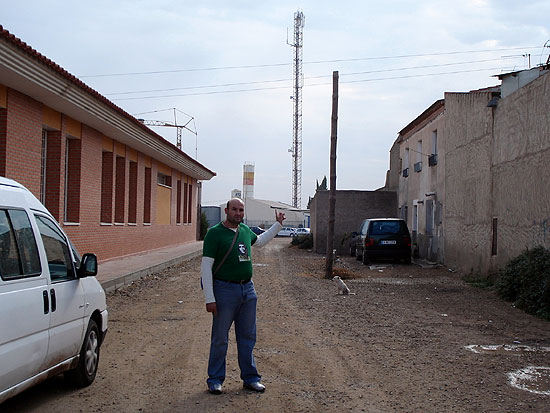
top-left (231, 189), bottom-right (242, 199)
top-left (243, 163), bottom-right (255, 224)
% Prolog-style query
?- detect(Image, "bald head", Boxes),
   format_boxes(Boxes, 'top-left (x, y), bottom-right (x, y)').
top-left (224, 198), bottom-right (245, 228)
top-left (226, 198), bottom-right (244, 209)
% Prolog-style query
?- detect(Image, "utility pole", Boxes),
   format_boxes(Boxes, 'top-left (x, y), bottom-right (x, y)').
top-left (288, 11), bottom-right (304, 208)
top-left (325, 71), bottom-right (339, 279)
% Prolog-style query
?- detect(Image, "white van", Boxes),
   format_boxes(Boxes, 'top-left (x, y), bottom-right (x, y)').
top-left (0, 177), bottom-right (108, 404)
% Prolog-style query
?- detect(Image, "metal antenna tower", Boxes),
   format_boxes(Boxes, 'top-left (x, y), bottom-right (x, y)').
top-left (288, 10), bottom-right (304, 208)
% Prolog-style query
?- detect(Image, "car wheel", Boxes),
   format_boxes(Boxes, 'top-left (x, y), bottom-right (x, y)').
top-left (362, 252), bottom-right (370, 265)
top-left (404, 255), bottom-right (412, 265)
top-left (65, 319), bottom-right (100, 387)
top-left (350, 244), bottom-right (356, 257)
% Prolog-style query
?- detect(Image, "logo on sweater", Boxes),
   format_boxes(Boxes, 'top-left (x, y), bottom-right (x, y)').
top-left (238, 242), bottom-right (250, 262)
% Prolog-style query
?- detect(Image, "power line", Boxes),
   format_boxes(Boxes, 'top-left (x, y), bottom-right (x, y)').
top-left (111, 66), bottom-right (516, 101)
top-left (106, 57), bottom-right (511, 96)
top-left (81, 46), bottom-right (539, 78)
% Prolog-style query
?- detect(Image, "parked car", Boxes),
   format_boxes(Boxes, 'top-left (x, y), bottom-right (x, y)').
top-left (250, 226), bottom-right (265, 235)
top-left (0, 177), bottom-right (108, 404)
top-left (277, 227), bottom-right (297, 237)
top-left (295, 228), bottom-right (310, 236)
top-left (350, 218), bottom-right (411, 265)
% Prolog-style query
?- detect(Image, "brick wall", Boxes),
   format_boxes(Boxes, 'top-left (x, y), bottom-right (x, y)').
top-left (0, 107), bottom-right (7, 175)
top-left (1, 86), bottom-right (199, 262)
top-left (5, 89), bottom-right (42, 194)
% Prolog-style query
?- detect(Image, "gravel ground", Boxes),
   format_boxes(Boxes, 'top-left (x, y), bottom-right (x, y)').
top-left (4, 238), bottom-right (550, 412)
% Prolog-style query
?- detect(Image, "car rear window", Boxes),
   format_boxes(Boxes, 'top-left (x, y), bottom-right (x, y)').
top-left (370, 221), bottom-right (403, 235)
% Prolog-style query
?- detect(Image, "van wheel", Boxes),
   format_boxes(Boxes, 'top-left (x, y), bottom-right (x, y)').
top-left (404, 255), bottom-right (412, 265)
top-left (362, 253), bottom-right (370, 265)
top-left (65, 319), bottom-right (100, 387)
top-left (350, 244), bottom-right (356, 257)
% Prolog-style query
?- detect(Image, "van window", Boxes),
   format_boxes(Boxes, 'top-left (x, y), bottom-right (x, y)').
top-left (370, 221), bottom-right (402, 235)
top-left (35, 215), bottom-right (75, 282)
top-left (0, 209), bottom-right (41, 280)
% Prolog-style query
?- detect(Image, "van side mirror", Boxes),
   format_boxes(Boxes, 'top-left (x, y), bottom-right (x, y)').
top-left (78, 253), bottom-right (98, 278)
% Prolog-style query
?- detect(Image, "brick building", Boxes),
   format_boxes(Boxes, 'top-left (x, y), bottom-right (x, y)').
top-left (0, 26), bottom-right (215, 261)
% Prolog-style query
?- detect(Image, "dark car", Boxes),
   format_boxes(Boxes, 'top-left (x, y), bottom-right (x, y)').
top-left (350, 218), bottom-right (411, 265)
top-left (250, 226), bottom-right (265, 235)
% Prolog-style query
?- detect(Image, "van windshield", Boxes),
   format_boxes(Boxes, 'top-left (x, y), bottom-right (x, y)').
top-left (370, 221), bottom-right (402, 235)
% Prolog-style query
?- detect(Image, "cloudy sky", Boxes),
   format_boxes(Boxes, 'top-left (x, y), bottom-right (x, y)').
top-left (3, 1), bottom-right (549, 207)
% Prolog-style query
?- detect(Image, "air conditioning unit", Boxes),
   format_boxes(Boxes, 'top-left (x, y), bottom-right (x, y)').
top-left (414, 162), bottom-right (422, 173)
top-left (428, 154), bottom-right (438, 166)
top-left (402, 168), bottom-right (409, 177)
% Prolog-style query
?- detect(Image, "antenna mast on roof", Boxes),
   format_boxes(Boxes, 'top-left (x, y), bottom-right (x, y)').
top-left (288, 10), bottom-right (304, 208)
top-left (138, 108), bottom-right (197, 156)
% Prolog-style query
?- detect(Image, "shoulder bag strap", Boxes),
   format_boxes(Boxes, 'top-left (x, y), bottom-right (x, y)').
top-left (213, 226), bottom-right (239, 276)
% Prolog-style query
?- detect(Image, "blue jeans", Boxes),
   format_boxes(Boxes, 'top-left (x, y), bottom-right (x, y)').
top-left (207, 279), bottom-right (260, 386)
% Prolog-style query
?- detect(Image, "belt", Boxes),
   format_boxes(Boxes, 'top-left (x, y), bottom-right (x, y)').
top-left (214, 278), bottom-right (251, 284)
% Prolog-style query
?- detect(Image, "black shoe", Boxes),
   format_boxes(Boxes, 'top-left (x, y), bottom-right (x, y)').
top-left (243, 382), bottom-right (265, 392)
top-left (208, 383), bottom-right (222, 394)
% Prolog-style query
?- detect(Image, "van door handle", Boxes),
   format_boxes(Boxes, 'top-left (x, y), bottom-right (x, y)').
top-left (50, 289), bottom-right (56, 312)
top-left (43, 291), bottom-right (49, 314)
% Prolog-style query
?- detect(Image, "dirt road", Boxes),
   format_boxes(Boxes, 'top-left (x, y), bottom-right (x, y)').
top-left (4, 238), bottom-right (550, 412)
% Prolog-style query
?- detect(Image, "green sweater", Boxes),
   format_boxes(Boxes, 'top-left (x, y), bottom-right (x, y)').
top-left (202, 222), bottom-right (258, 281)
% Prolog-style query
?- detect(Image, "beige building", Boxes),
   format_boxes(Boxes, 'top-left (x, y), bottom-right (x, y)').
top-left (444, 67), bottom-right (550, 274)
top-left (391, 65), bottom-right (550, 274)
top-left (394, 100), bottom-right (445, 262)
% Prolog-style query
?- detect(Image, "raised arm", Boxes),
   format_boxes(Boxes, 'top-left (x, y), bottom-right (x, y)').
top-left (254, 209), bottom-right (286, 248)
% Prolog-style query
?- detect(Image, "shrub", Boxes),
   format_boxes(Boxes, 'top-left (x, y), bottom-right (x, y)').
top-left (291, 234), bottom-right (313, 249)
top-left (199, 212), bottom-right (209, 240)
top-left (495, 246), bottom-right (550, 320)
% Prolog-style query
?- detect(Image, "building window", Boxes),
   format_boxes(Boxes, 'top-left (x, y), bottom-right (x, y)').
top-left (176, 180), bottom-right (182, 224)
top-left (492, 218), bottom-right (498, 256)
top-left (157, 172), bottom-right (171, 187)
top-left (143, 167), bottom-right (151, 224)
top-left (429, 130), bottom-right (438, 167)
top-left (64, 137), bottom-right (81, 223)
top-left (403, 148), bottom-right (410, 177)
top-left (183, 182), bottom-right (188, 223)
top-left (100, 151), bottom-right (113, 223)
top-left (40, 130), bottom-right (47, 204)
top-left (128, 161), bottom-right (137, 224)
top-left (187, 183), bottom-right (193, 223)
top-left (115, 156), bottom-right (126, 223)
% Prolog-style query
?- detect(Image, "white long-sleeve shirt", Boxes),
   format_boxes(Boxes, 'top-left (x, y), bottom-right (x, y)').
top-left (201, 221), bottom-right (282, 304)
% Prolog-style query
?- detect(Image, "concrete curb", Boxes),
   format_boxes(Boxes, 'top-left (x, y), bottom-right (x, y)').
top-left (101, 249), bottom-right (202, 293)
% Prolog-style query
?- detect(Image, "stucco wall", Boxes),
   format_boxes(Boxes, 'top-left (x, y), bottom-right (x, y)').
top-left (310, 190), bottom-right (397, 255)
top-left (444, 74), bottom-right (550, 274)
top-left (491, 72), bottom-right (550, 266)
top-left (398, 109), bottom-right (446, 262)
top-left (444, 91), bottom-right (494, 273)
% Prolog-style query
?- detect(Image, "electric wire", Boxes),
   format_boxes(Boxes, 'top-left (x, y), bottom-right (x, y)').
top-left (106, 57), bottom-right (508, 96)
top-left (81, 46), bottom-right (539, 78)
top-left (112, 66), bottom-right (514, 101)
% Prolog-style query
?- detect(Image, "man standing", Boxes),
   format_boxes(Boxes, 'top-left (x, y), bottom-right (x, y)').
top-left (201, 198), bottom-right (285, 394)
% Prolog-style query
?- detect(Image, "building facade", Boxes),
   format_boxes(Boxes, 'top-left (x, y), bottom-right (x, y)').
top-left (444, 69), bottom-right (550, 274)
top-left (395, 100), bottom-right (445, 262)
top-left (0, 26), bottom-right (215, 261)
